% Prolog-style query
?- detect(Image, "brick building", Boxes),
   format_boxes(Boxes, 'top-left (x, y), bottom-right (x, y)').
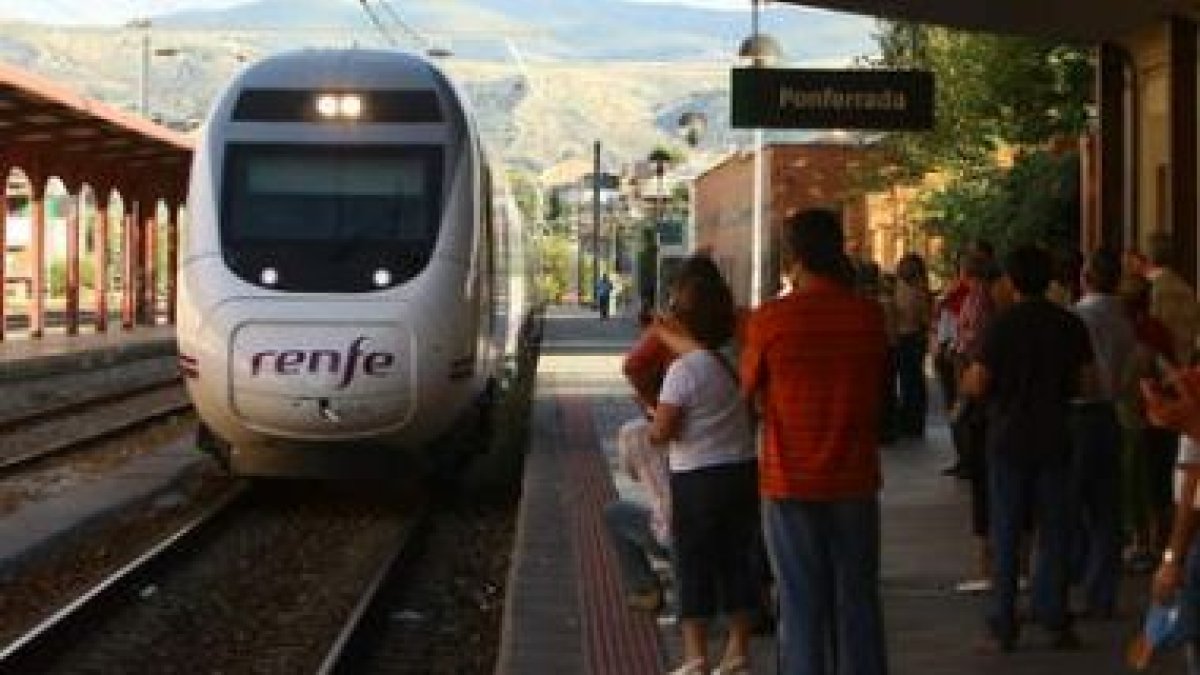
top-left (693, 142), bottom-right (876, 305)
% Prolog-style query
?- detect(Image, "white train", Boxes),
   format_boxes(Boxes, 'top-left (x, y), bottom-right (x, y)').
top-left (177, 50), bottom-right (539, 477)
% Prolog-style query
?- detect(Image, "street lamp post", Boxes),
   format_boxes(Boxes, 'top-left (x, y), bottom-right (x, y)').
top-left (592, 140), bottom-right (601, 311)
top-left (129, 19), bottom-right (182, 119)
top-left (737, 0), bottom-right (782, 306)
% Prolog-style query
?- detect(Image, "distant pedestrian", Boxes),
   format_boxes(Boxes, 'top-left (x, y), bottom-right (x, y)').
top-left (596, 273), bottom-right (614, 319)
top-left (893, 253), bottom-right (932, 438)
top-left (962, 244), bottom-right (1095, 652)
top-left (742, 208), bottom-right (889, 674)
top-left (648, 256), bottom-right (758, 675)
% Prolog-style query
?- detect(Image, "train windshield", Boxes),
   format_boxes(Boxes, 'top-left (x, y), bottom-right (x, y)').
top-left (221, 144), bottom-right (443, 292)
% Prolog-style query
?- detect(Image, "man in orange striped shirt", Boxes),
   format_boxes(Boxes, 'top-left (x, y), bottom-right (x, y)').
top-left (742, 208), bottom-right (889, 674)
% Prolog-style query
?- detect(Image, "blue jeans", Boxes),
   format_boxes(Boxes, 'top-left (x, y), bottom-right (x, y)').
top-left (1069, 402), bottom-right (1122, 615)
top-left (986, 449), bottom-right (1072, 641)
top-left (763, 497), bottom-right (888, 675)
top-left (604, 500), bottom-right (669, 594)
top-left (1180, 535), bottom-right (1200, 673)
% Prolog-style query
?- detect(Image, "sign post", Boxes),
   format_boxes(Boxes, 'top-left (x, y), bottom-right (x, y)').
top-left (731, 68), bottom-right (935, 131)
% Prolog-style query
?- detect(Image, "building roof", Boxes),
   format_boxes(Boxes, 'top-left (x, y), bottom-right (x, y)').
top-left (779, 0), bottom-right (1200, 41)
top-left (0, 59), bottom-right (193, 197)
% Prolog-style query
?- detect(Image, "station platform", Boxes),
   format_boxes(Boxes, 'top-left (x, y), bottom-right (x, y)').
top-left (0, 326), bottom-right (177, 382)
top-left (0, 324), bottom-right (197, 570)
top-left (497, 305), bottom-right (1177, 675)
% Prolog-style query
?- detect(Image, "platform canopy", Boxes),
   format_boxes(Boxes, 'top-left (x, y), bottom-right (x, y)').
top-left (778, 0), bottom-right (1200, 41)
top-left (0, 59), bottom-right (192, 198)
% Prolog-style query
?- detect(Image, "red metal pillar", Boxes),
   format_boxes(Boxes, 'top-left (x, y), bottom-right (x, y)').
top-left (121, 209), bottom-right (135, 331)
top-left (95, 197), bottom-right (109, 333)
top-left (65, 191), bottom-right (80, 336)
top-left (0, 173), bottom-right (6, 342)
top-left (29, 179), bottom-right (45, 339)
top-left (167, 207), bottom-right (178, 325)
top-left (143, 208), bottom-right (156, 325)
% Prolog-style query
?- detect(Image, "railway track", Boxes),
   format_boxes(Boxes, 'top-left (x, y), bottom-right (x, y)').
top-left (0, 483), bottom-right (428, 673)
top-left (0, 378), bottom-right (192, 475)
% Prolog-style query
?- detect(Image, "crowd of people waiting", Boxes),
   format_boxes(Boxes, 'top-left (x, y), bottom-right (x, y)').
top-left (602, 205), bottom-right (1200, 674)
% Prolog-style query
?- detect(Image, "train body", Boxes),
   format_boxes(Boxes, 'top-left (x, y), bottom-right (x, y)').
top-left (177, 49), bottom-right (537, 477)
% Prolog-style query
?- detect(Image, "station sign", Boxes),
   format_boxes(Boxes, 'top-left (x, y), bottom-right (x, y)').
top-left (657, 219), bottom-right (686, 247)
top-left (731, 68), bottom-right (934, 131)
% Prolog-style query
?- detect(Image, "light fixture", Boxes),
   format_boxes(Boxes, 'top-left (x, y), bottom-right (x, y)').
top-left (373, 269), bottom-right (392, 287)
top-left (738, 0), bottom-right (783, 67)
top-left (316, 94), bottom-right (339, 118)
top-left (678, 111), bottom-right (707, 148)
top-left (261, 267), bottom-right (279, 286)
top-left (339, 94), bottom-right (363, 118)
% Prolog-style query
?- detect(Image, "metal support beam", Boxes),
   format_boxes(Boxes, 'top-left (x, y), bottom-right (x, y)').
top-left (121, 210), bottom-right (134, 330)
top-left (95, 198), bottom-right (109, 332)
top-left (592, 140), bottom-right (601, 309)
top-left (1096, 43), bottom-right (1128, 251)
top-left (65, 191), bottom-right (80, 335)
top-left (1170, 16), bottom-right (1197, 284)
top-left (0, 175), bottom-right (6, 342)
top-left (29, 181), bottom-right (44, 339)
top-left (144, 210), bottom-right (157, 325)
top-left (166, 208), bottom-right (178, 324)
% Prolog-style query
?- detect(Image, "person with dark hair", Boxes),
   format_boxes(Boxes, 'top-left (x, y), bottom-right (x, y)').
top-left (962, 244), bottom-right (1096, 652)
top-left (1071, 248), bottom-right (1138, 619)
top-left (742, 208), bottom-right (889, 674)
top-left (935, 257), bottom-right (971, 472)
top-left (951, 252), bottom-right (1000, 592)
top-left (1118, 272), bottom-right (1178, 573)
top-left (606, 308), bottom-right (676, 614)
top-left (894, 253), bottom-right (932, 437)
top-left (647, 255), bottom-right (758, 675)
top-left (1146, 231), bottom-right (1200, 367)
top-left (1140, 369), bottom-right (1200, 672)
top-left (595, 273), bottom-right (614, 319)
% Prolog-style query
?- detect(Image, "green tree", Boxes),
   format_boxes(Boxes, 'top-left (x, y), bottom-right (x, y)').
top-left (866, 23), bottom-right (1091, 261)
top-left (535, 232), bottom-right (574, 303)
top-left (506, 169), bottom-right (542, 225)
top-left (869, 23), bottom-right (1092, 177)
top-left (923, 149), bottom-right (1080, 262)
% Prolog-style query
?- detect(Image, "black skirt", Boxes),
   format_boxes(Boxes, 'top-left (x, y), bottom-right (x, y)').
top-left (670, 460), bottom-right (760, 619)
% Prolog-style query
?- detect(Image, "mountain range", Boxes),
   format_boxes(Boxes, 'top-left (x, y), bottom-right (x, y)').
top-left (0, 0), bottom-right (875, 173)
top-left (148, 0), bottom-right (873, 63)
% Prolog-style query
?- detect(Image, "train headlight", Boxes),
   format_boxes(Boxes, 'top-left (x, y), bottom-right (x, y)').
top-left (373, 269), bottom-right (392, 287)
top-left (261, 267), bottom-right (280, 286)
top-left (339, 95), bottom-right (363, 118)
top-left (316, 95), bottom-right (339, 118)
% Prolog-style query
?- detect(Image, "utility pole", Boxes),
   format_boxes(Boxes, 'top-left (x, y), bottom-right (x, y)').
top-left (126, 19), bottom-right (152, 116)
top-left (592, 140), bottom-right (601, 309)
top-left (575, 178), bottom-right (584, 306)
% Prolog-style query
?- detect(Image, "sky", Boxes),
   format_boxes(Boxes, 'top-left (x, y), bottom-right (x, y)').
top-left (0, 0), bottom-right (246, 24)
top-left (1, 0), bottom-right (836, 24)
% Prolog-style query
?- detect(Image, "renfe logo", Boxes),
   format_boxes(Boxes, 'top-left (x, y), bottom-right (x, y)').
top-left (250, 337), bottom-right (396, 389)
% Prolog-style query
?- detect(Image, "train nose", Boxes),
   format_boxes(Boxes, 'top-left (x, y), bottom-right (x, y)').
top-left (229, 321), bottom-right (415, 439)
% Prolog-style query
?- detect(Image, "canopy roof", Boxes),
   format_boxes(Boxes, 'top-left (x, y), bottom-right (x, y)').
top-left (778, 0), bottom-right (1200, 41)
top-left (0, 59), bottom-right (192, 198)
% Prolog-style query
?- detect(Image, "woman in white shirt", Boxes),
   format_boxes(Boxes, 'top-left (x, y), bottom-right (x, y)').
top-left (649, 256), bottom-right (758, 675)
